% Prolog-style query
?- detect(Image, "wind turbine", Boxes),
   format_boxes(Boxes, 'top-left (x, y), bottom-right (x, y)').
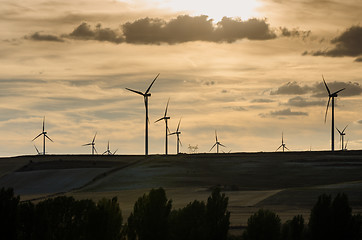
top-left (276, 132), bottom-right (289, 152)
top-left (103, 141), bottom-right (118, 155)
top-left (125, 73), bottom-right (160, 156)
top-left (32, 117), bottom-right (53, 155)
top-left (323, 75), bottom-right (345, 152)
top-left (83, 132), bottom-right (97, 155)
top-left (336, 125), bottom-right (348, 151)
top-left (169, 118), bottom-right (182, 154)
top-left (209, 130), bottom-right (226, 153)
top-left (155, 98), bottom-right (171, 155)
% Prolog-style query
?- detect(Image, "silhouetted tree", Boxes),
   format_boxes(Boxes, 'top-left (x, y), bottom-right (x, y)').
top-left (281, 215), bottom-right (305, 240)
top-left (17, 201), bottom-right (35, 240)
top-left (127, 188), bottom-right (172, 240)
top-left (309, 193), bottom-right (362, 240)
top-left (0, 188), bottom-right (19, 240)
top-left (205, 188), bottom-right (230, 240)
top-left (88, 197), bottom-right (123, 240)
top-left (243, 209), bottom-right (281, 240)
top-left (170, 200), bottom-right (207, 240)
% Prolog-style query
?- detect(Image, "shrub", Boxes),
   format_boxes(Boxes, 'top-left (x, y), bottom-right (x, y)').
top-left (243, 209), bottom-right (281, 240)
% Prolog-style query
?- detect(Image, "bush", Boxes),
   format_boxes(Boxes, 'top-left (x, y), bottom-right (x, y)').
top-left (243, 209), bottom-right (281, 240)
top-left (0, 188), bottom-right (20, 240)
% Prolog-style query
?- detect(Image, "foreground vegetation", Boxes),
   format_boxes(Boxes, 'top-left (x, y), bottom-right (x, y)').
top-left (0, 187), bottom-right (361, 240)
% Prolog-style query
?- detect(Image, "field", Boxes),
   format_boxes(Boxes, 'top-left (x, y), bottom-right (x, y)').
top-left (1, 151), bottom-right (362, 231)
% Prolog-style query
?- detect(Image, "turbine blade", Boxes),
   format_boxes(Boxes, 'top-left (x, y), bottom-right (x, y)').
top-left (219, 143), bottom-right (226, 148)
top-left (125, 88), bottom-right (144, 96)
top-left (93, 146), bottom-right (98, 154)
top-left (276, 145), bottom-right (282, 151)
top-left (324, 96), bottom-right (331, 123)
top-left (32, 133), bottom-right (42, 141)
top-left (333, 88), bottom-right (345, 95)
top-left (164, 98), bottom-right (170, 117)
top-left (215, 130), bottom-right (218, 142)
top-left (176, 118), bottom-right (181, 131)
top-left (168, 132), bottom-right (176, 136)
top-left (342, 124), bottom-right (348, 133)
top-left (82, 143), bottom-right (92, 146)
top-left (45, 134), bottom-right (53, 142)
top-left (43, 116), bottom-right (45, 132)
top-left (113, 149), bottom-right (118, 155)
top-left (322, 75), bottom-right (331, 95)
top-left (34, 145), bottom-right (40, 154)
top-left (92, 132), bottom-right (97, 143)
top-left (167, 126), bottom-right (171, 134)
top-left (155, 117), bottom-right (164, 123)
top-left (285, 146), bottom-right (290, 150)
top-left (209, 143), bottom-right (217, 152)
top-left (336, 128), bottom-right (342, 134)
top-left (179, 137), bottom-right (183, 147)
top-left (145, 73), bottom-right (160, 94)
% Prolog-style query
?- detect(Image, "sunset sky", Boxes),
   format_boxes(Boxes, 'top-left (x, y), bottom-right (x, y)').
top-left (1, 0), bottom-right (362, 156)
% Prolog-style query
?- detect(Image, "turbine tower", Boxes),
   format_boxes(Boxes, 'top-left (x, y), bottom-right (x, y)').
top-left (32, 117), bottom-right (53, 155)
top-left (276, 132), bottom-right (289, 152)
top-left (83, 132), bottom-right (97, 155)
top-left (336, 125), bottom-right (348, 151)
top-left (169, 118), bottom-right (182, 154)
top-left (323, 75), bottom-right (345, 152)
top-left (126, 74), bottom-right (160, 156)
top-left (155, 98), bottom-right (171, 155)
top-left (209, 130), bottom-right (226, 153)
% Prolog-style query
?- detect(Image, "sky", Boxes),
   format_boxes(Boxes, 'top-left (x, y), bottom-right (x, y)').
top-left (0, 0), bottom-right (362, 156)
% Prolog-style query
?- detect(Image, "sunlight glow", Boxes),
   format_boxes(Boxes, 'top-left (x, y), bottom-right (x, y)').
top-left (132, 0), bottom-right (262, 21)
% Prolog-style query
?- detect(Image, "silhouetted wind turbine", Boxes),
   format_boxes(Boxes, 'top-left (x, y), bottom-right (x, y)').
top-left (209, 130), bottom-right (226, 153)
top-left (125, 73), bottom-right (160, 156)
top-left (169, 118), bottom-right (182, 154)
top-left (336, 125), bottom-right (348, 151)
top-left (83, 132), bottom-right (97, 155)
top-left (323, 75), bottom-right (345, 152)
top-left (155, 98), bottom-right (171, 155)
top-left (32, 117), bottom-right (53, 155)
top-left (103, 141), bottom-right (117, 155)
top-left (276, 132), bottom-right (289, 152)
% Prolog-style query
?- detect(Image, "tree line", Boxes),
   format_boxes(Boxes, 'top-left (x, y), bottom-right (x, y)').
top-left (0, 187), bottom-right (361, 240)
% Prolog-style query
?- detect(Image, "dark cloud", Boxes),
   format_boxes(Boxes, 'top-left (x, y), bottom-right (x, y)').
top-left (312, 81), bottom-right (362, 97)
top-left (27, 32), bottom-right (64, 42)
top-left (355, 57), bottom-right (362, 62)
top-left (251, 98), bottom-right (275, 103)
top-left (279, 27), bottom-right (311, 39)
top-left (270, 81), bottom-right (312, 95)
top-left (66, 22), bottom-right (124, 43)
top-left (214, 17), bottom-right (276, 42)
top-left (259, 108), bottom-right (308, 118)
top-left (271, 81), bottom-right (362, 97)
top-left (270, 108), bottom-right (308, 116)
top-left (358, 120), bottom-right (362, 124)
top-left (310, 25), bottom-right (362, 61)
top-left (232, 106), bottom-right (247, 111)
top-left (284, 96), bottom-right (325, 107)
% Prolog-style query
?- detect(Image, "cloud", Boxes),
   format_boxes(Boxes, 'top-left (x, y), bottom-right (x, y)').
top-left (358, 120), bottom-right (362, 124)
top-left (251, 98), bottom-right (275, 103)
top-left (26, 15), bottom-right (280, 45)
top-left (355, 57), bottom-right (362, 62)
top-left (284, 96), bottom-right (325, 107)
top-left (270, 82), bottom-right (312, 95)
top-left (66, 23), bottom-right (124, 43)
top-left (27, 32), bottom-right (64, 42)
top-left (309, 25), bottom-right (362, 61)
top-left (270, 108), bottom-right (308, 116)
top-left (279, 27), bottom-right (311, 39)
top-left (271, 81), bottom-right (362, 97)
top-left (259, 108), bottom-right (308, 118)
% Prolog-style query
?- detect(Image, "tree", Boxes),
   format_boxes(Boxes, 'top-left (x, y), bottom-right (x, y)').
top-left (205, 188), bottom-right (230, 240)
top-left (0, 188), bottom-right (19, 240)
top-left (127, 188), bottom-right (172, 240)
top-left (281, 215), bottom-right (305, 240)
top-left (170, 200), bottom-right (207, 240)
top-left (243, 209), bottom-right (281, 240)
